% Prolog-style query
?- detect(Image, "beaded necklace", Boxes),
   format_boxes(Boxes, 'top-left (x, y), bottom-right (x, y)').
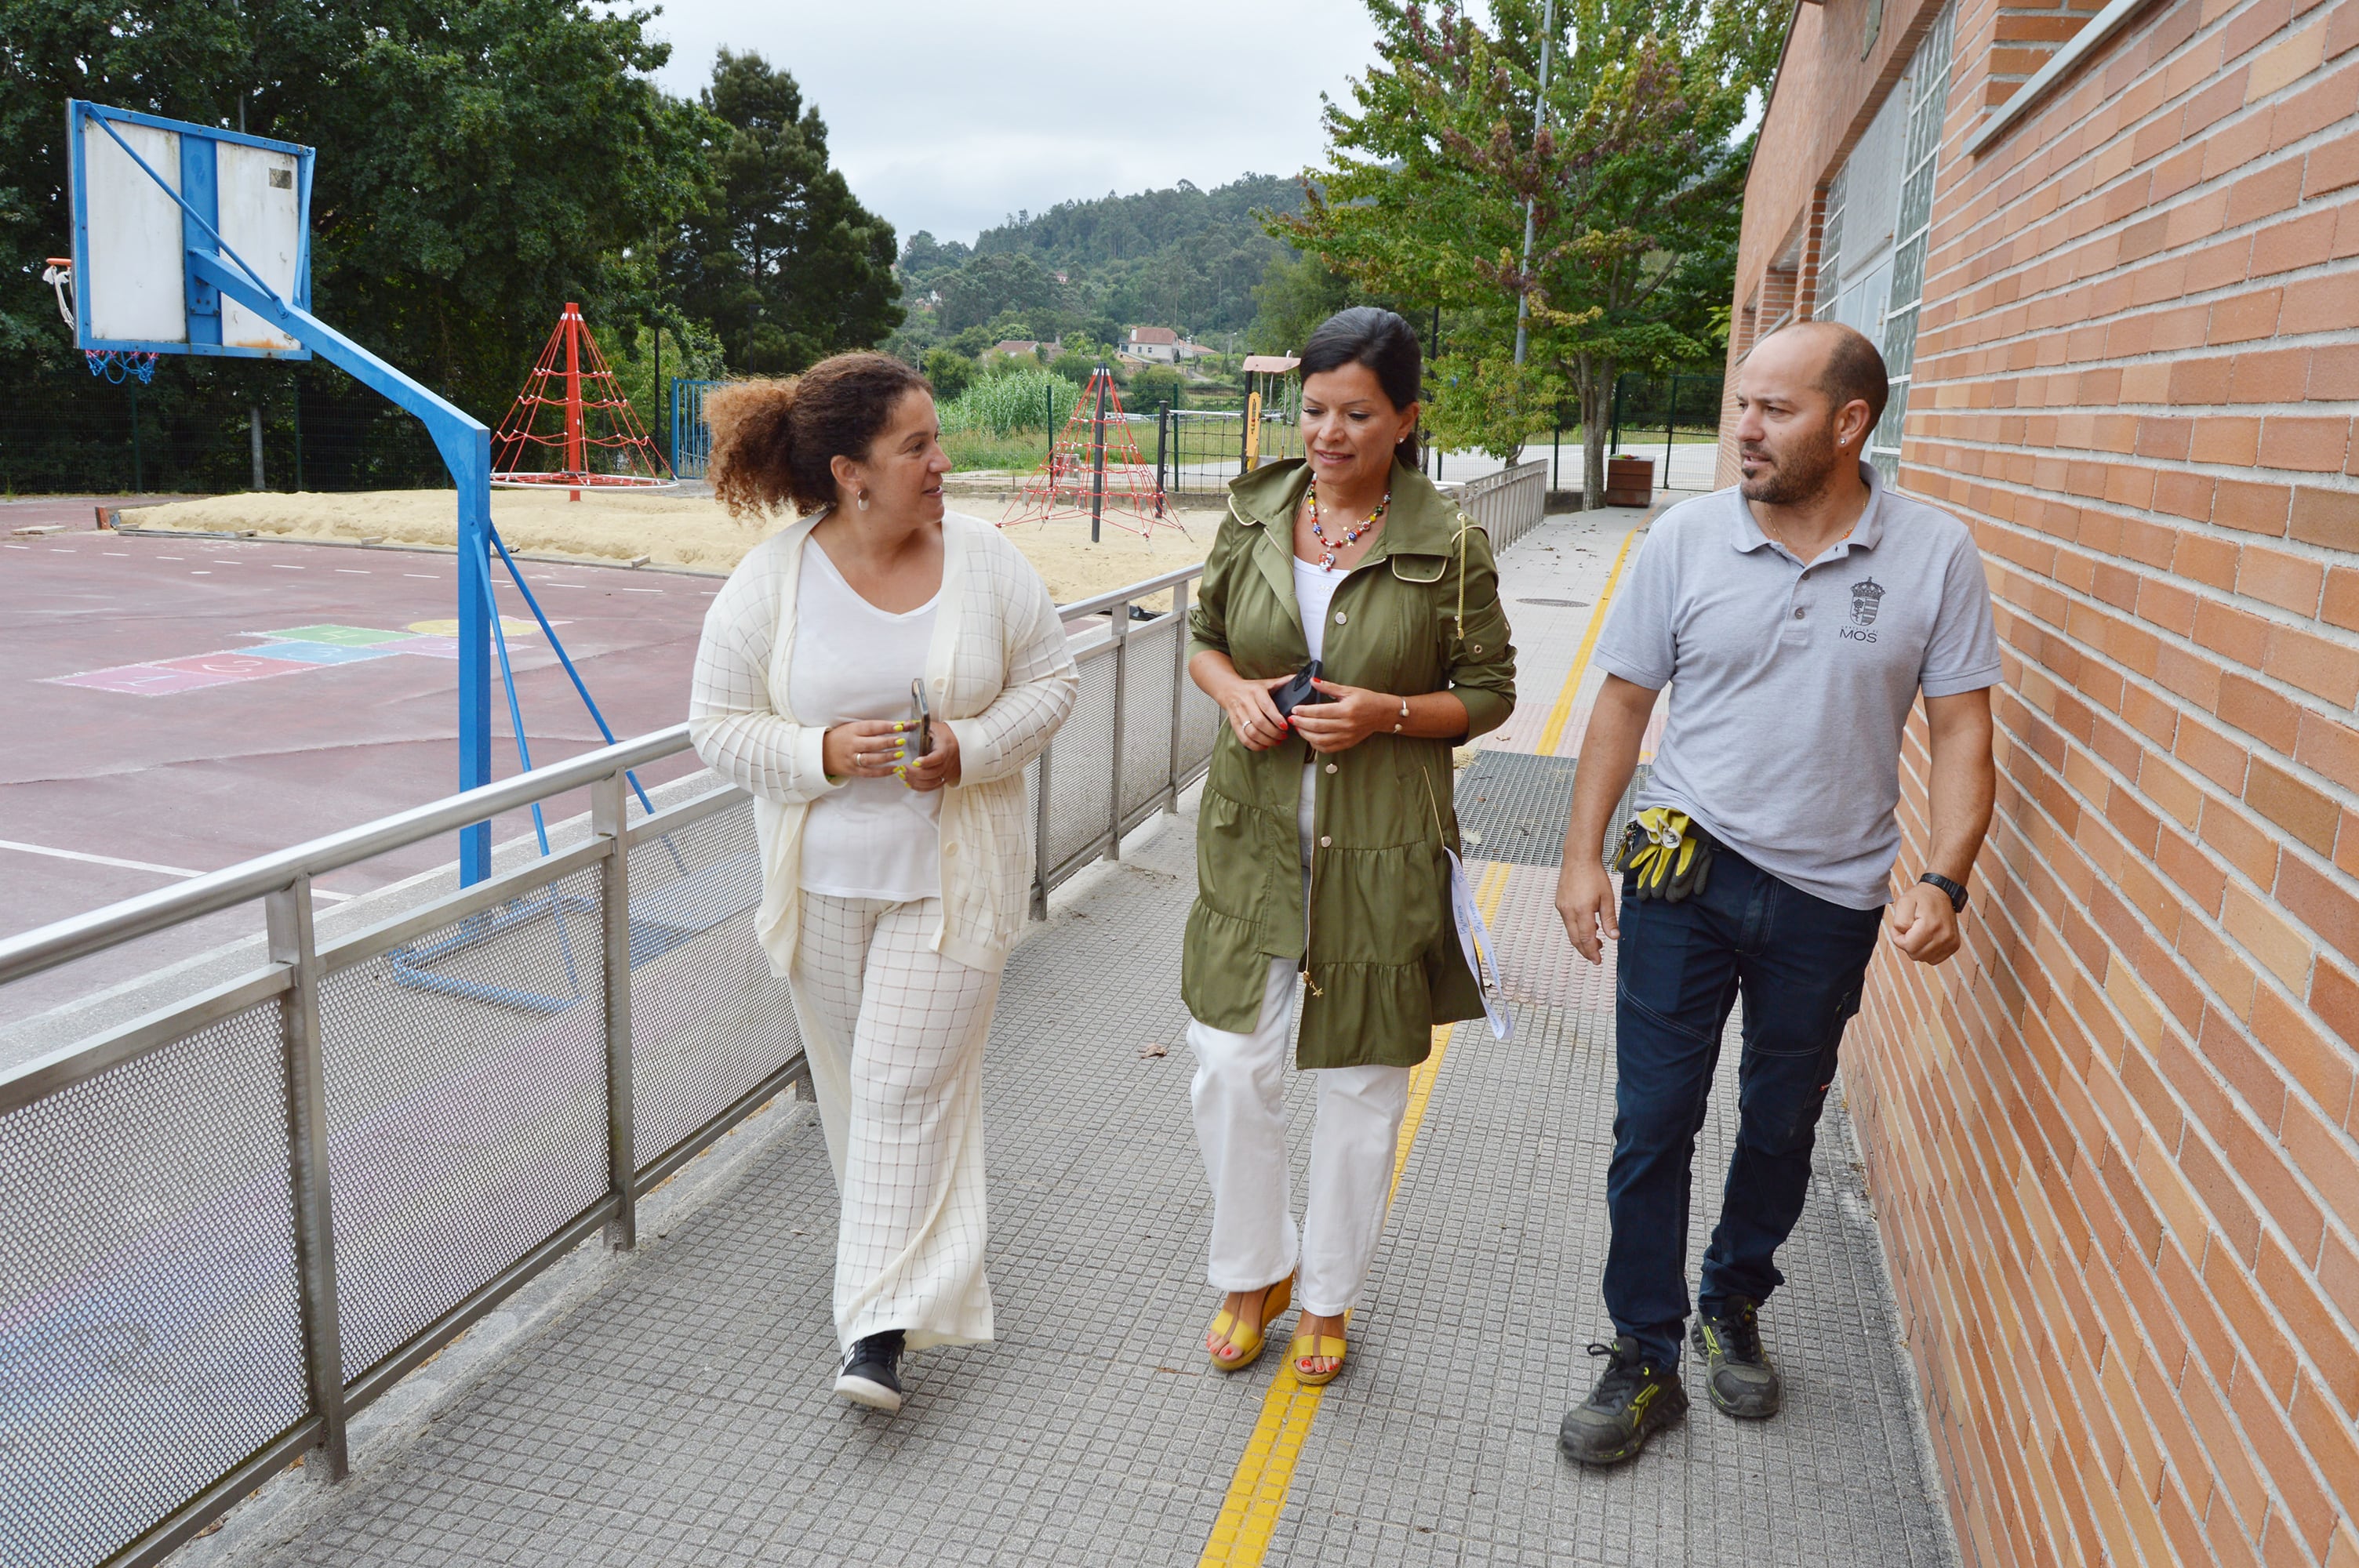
top-left (1305, 482), bottom-right (1390, 572)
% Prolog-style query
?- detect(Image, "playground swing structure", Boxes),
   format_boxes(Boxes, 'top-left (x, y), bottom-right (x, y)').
top-left (55, 100), bottom-right (742, 1016)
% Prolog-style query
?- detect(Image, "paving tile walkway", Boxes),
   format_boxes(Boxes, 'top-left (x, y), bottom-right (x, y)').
top-left (209, 510), bottom-right (1957, 1568)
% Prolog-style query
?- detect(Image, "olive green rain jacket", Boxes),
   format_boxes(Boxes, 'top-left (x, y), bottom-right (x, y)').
top-left (1181, 457), bottom-right (1518, 1069)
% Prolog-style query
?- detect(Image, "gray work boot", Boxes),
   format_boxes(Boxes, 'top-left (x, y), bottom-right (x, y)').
top-left (1690, 1298), bottom-right (1780, 1419)
top-left (1558, 1336), bottom-right (1688, 1465)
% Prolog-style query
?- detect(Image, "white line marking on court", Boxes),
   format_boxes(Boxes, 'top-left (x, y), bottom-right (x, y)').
top-left (335, 568), bottom-right (369, 574)
top-left (271, 564), bottom-right (304, 570)
top-left (158, 556), bottom-right (183, 561)
top-left (617, 586), bottom-right (661, 593)
top-left (0, 840), bottom-right (207, 877)
top-left (2, 544), bottom-right (27, 551)
top-left (49, 547), bottom-right (74, 553)
top-left (0, 839), bottom-right (353, 899)
top-left (403, 573), bottom-right (438, 579)
top-left (105, 551), bottom-right (129, 557)
top-left (191, 570), bottom-right (211, 575)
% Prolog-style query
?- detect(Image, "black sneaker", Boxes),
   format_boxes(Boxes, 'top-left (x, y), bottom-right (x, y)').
top-left (1558, 1336), bottom-right (1688, 1465)
top-left (835, 1330), bottom-right (905, 1412)
top-left (1691, 1298), bottom-right (1780, 1419)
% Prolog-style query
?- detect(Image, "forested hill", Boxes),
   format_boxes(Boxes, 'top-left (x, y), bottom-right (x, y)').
top-left (893, 174), bottom-right (1306, 350)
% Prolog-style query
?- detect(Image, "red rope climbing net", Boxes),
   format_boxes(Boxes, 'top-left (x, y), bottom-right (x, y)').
top-left (1005, 368), bottom-right (1176, 535)
top-left (491, 302), bottom-right (674, 494)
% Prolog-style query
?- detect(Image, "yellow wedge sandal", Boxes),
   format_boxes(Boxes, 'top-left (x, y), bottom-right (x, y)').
top-left (1205, 1275), bottom-right (1294, 1373)
top-left (1287, 1328), bottom-right (1347, 1387)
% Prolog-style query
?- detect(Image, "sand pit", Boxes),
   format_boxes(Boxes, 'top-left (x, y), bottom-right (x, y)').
top-left (125, 488), bottom-right (1219, 606)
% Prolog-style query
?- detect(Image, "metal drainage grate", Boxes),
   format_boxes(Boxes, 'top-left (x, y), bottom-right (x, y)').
top-left (1455, 750), bottom-right (1653, 868)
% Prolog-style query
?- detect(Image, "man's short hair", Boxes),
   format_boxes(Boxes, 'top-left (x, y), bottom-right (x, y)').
top-left (1753, 321), bottom-right (1889, 430)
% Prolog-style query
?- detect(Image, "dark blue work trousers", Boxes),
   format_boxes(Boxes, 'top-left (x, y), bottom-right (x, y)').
top-left (1602, 845), bottom-right (1884, 1369)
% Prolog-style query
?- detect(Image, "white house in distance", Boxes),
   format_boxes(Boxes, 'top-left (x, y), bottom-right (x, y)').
top-left (1125, 326), bottom-right (1217, 365)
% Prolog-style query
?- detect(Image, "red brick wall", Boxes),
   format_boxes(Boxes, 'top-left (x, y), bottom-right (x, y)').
top-left (1739, 0), bottom-right (2359, 1560)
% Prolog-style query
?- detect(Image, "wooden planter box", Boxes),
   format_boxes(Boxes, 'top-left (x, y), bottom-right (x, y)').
top-left (1605, 455), bottom-right (1655, 508)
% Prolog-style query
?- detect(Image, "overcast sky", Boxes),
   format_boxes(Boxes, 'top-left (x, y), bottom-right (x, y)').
top-left (634, 0), bottom-right (1384, 246)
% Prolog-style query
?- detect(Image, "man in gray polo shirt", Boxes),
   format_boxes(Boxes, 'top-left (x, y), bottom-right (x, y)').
top-left (1553, 321), bottom-right (2000, 1467)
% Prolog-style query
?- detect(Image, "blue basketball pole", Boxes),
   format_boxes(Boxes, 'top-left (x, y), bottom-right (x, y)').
top-left (190, 252), bottom-right (496, 881)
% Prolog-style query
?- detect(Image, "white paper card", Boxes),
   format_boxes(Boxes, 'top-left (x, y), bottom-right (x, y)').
top-left (1445, 847), bottom-right (1512, 1041)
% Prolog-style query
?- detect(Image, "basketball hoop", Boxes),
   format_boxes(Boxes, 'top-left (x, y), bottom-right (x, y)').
top-left (85, 348), bottom-right (160, 385)
top-left (44, 258), bottom-right (158, 383)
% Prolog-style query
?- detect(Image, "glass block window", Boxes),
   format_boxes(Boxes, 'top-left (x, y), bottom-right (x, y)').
top-left (1870, 2), bottom-right (1957, 485)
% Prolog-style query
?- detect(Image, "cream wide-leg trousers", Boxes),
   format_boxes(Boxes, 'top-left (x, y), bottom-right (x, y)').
top-left (788, 893), bottom-right (998, 1353)
top-left (1186, 771), bottom-right (1413, 1319)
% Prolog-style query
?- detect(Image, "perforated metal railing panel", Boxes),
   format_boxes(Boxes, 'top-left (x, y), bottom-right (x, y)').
top-left (318, 866), bottom-right (612, 1383)
top-left (0, 997), bottom-right (309, 1568)
top-left (1118, 619), bottom-right (1183, 826)
top-left (1042, 651), bottom-right (1118, 881)
top-left (627, 803), bottom-right (795, 1167)
top-left (1178, 671), bottom-right (1220, 779)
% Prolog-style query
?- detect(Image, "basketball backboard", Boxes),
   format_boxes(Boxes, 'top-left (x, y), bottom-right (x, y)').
top-left (67, 100), bottom-right (313, 360)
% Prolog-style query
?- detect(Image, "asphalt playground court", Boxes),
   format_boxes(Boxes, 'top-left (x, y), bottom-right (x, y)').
top-left (117, 495), bottom-right (1956, 1568)
top-left (0, 497), bottom-right (718, 1031)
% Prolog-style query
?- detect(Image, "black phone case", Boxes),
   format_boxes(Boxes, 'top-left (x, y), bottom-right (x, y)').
top-left (1270, 659), bottom-right (1332, 722)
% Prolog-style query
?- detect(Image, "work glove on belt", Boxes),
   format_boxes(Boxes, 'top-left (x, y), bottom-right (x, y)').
top-left (1612, 807), bottom-right (1717, 904)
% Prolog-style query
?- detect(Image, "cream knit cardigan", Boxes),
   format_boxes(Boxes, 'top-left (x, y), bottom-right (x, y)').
top-left (689, 510), bottom-right (1078, 974)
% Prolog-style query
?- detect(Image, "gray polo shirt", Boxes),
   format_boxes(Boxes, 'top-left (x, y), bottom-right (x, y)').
top-left (1594, 463), bottom-right (2002, 909)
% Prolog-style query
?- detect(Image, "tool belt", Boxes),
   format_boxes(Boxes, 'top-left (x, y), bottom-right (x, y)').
top-left (1612, 807), bottom-right (1717, 903)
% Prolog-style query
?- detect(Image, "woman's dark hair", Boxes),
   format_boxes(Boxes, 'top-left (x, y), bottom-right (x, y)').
top-left (706, 351), bottom-right (931, 517)
top-left (1297, 307), bottom-right (1423, 466)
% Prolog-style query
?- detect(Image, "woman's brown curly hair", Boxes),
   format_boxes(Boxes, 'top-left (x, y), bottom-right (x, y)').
top-left (704, 352), bottom-right (932, 518)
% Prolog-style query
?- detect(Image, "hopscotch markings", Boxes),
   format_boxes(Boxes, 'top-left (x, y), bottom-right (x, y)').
top-left (42, 622), bottom-right (547, 695)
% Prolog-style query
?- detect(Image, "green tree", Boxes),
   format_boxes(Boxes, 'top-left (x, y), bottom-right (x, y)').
top-left (922, 347), bottom-right (976, 399)
top-left (1246, 252), bottom-right (1351, 357)
top-left (1277, 0), bottom-right (1776, 505)
top-left (937, 252), bottom-right (1060, 334)
top-left (605, 317), bottom-right (727, 449)
top-left (1127, 364), bottom-right (1185, 411)
top-left (678, 49), bottom-right (902, 375)
top-left (1049, 347), bottom-right (1101, 385)
top-left (1, 0), bottom-right (711, 489)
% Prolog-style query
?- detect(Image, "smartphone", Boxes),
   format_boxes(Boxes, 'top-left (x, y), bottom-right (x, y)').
top-left (907, 679), bottom-right (933, 757)
top-left (1269, 659), bottom-right (1332, 725)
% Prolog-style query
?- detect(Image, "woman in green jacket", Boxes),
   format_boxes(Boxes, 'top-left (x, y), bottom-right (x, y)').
top-left (1184, 308), bottom-right (1516, 1386)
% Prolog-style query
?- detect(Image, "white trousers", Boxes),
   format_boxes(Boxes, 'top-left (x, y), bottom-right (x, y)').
top-left (788, 894), bottom-right (998, 1353)
top-left (1188, 959), bottom-right (1412, 1316)
top-left (1187, 768), bottom-right (1413, 1317)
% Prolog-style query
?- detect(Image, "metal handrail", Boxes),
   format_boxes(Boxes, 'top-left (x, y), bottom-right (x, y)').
top-left (0, 561), bottom-right (1228, 1568)
top-left (0, 724), bottom-right (691, 988)
top-left (1056, 561), bottom-right (1205, 622)
top-left (1441, 459), bottom-right (1549, 553)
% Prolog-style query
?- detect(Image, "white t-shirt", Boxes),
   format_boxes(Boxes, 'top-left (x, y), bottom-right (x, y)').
top-left (1291, 555), bottom-right (1346, 848)
top-left (788, 539), bottom-right (943, 901)
top-left (1292, 555), bottom-right (1343, 662)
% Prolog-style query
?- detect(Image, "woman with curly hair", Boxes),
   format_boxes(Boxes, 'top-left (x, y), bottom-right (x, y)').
top-left (689, 352), bottom-right (1078, 1413)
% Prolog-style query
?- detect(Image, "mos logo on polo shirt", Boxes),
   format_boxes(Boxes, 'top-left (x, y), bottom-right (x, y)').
top-left (1843, 578), bottom-right (1885, 642)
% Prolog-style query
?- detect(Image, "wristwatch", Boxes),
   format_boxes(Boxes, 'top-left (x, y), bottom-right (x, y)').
top-left (1917, 872), bottom-right (1968, 913)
